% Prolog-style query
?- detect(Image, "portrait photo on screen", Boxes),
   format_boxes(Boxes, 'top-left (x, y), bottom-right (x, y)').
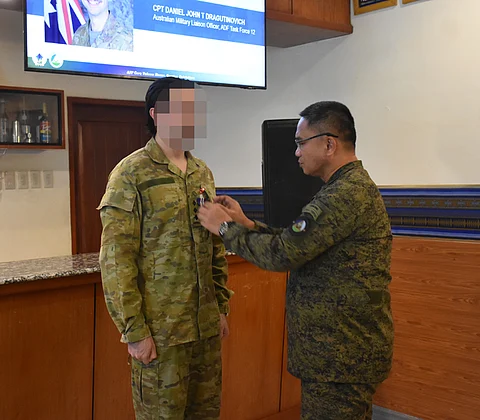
top-left (44, 0), bottom-right (133, 51)
top-left (28, 0), bottom-right (266, 88)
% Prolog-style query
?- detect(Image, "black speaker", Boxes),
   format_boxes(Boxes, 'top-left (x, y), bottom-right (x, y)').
top-left (262, 119), bottom-right (324, 228)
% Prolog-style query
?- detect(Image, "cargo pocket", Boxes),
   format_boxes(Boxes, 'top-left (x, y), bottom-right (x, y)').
top-left (131, 359), bottom-right (159, 410)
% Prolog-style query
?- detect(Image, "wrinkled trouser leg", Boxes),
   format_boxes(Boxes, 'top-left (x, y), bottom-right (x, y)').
top-left (131, 335), bottom-right (222, 420)
top-left (301, 381), bottom-right (379, 420)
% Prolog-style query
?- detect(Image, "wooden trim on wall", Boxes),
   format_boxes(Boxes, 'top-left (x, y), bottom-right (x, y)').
top-left (0, 273), bottom-right (100, 297)
top-left (67, 97), bottom-right (144, 255)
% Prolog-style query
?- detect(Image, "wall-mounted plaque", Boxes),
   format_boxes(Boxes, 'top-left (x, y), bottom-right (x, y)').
top-left (354, 0), bottom-right (398, 15)
top-left (403, 0), bottom-right (420, 3)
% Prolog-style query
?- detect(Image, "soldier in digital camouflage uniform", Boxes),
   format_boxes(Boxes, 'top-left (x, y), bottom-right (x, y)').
top-left (98, 77), bottom-right (232, 420)
top-left (73, 0), bottom-right (133, 51)
top-left (198, 101), bottom-right (394, 419)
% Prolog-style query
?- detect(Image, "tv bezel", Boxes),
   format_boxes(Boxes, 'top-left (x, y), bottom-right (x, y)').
top-left (23, 0), bottom-right (267, 90)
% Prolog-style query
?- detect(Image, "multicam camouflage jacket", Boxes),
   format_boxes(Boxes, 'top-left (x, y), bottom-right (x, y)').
top-left (98, 138), bottom-right (232, 348)
top-left (72, 12), bottom-right (133, 51)
top-left (222, 161), bottom-right (394, 383)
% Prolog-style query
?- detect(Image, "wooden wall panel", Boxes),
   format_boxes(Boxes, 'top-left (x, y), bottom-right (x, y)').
top-left (0, 284), bottom-right (95, 420)
top-left (374, 237), bottom-right (480, 420)
top-left (93, 282), bottom-right (135, 420)
top-left (280, 322), bottom-right (301, 412)
top-left (221, 257), bottom-right (288, 420)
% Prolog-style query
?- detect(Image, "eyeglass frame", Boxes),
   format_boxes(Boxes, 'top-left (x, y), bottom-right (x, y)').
top-left (294, 132), bottom-right (339, 148)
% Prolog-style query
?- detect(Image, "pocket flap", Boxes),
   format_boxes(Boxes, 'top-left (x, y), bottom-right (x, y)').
top-left (97, 187), bottom-right (136, 212)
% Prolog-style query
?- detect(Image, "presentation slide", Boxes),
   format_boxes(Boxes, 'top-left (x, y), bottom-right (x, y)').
top-left (25, 0), bottom-right (266, 88)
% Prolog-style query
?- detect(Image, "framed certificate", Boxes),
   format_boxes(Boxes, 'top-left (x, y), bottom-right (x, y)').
top-left (354, 0), bottom-right (398, 15)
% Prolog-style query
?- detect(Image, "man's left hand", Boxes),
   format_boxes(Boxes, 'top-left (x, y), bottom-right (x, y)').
top-left (220, 314), bottom-right (229, 339)
top-left (198, 202), bottom-right (232, 235)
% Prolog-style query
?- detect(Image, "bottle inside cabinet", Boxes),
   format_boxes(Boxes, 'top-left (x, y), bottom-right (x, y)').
top-left (0, 88), bottom-right (62, 148)
top-left (0, 99), bottom-right (9, 143)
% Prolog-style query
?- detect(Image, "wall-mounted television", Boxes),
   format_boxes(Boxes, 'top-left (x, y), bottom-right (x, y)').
top-left (24, 0), bottom-right (266, 89)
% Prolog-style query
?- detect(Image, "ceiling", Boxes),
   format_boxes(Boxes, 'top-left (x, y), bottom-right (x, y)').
top-left (0, 0), bottom-right (22, 12)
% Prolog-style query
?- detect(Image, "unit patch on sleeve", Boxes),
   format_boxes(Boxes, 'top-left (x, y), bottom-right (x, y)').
top-left (290, 217), bottom-right (309, 235)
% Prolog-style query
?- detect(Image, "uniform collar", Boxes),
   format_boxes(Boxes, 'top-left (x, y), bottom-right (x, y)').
top-left (144, 138), bottom-right (201, 176)
top-left (327, 160), bottom-right (363, 185)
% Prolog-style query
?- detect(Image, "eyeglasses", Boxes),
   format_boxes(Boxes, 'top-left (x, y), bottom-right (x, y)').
top-left (294, 132), bottom-right (338, 148)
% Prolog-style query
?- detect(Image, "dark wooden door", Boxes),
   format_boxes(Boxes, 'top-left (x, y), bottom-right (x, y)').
top-left (68, 97), bottom-right (149, 254)
top-left (68, 97), bottom-right (149, 420)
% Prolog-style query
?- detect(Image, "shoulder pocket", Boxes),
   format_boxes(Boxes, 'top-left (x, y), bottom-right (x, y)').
top-left (97, 188), bottom-right (136, 212)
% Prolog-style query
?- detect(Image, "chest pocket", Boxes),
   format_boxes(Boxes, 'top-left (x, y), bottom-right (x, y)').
top-left (140, 177), bottom-right (184, 224)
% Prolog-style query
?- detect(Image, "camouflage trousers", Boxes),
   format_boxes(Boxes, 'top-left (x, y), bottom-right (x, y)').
top-left (131, 335), bottom-right (222, 420)
top-left (301, 381), bottom-right (379, 420)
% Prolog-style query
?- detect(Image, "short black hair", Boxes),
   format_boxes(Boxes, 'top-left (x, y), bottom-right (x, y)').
top-left (145, 77), bottom-right (196, 137)
top-left (299, 101), bottom-right (356, 148)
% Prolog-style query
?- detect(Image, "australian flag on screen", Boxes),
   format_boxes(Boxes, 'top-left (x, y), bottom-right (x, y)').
top-left (44, 0), bottom-right (86, 45)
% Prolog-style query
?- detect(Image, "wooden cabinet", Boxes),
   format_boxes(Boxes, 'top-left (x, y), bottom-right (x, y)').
top-left (3, 237), bottom-right (479, 420)
top-left (220, 256), bottom-right (288, 420)
top-left (266, 0), bottom-right (291, 14)
top-left (93, 284), bottom-right (136, 420)
top-left (0, 86), bottom-right (64, 149)
top-left (0, 257), bottom-right (298, 420)
top-left (0, 276), bottom-right (95, 420)
top-left (266, 0), bottom-right (353, 47)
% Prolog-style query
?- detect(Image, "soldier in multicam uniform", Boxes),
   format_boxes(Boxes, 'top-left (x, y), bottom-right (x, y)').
top-left (198, 101), bottom-right (394, 419)
top-left (73, 0), bottom-right (133, 51)
top-left (98, 77), bottom-right (232, 419)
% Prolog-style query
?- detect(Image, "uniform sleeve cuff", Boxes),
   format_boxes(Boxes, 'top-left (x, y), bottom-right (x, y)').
top-left (218, 302), bottom-right (230, 315)
top-left (120, 325), bottom-right (151, 344)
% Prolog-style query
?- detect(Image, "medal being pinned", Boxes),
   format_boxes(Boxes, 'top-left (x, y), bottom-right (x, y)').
top-left (198, 187), bottom-right (206, 206)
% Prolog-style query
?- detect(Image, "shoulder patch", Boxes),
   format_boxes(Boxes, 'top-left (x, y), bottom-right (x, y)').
top-left (290, 217), bottom-right (310, 235)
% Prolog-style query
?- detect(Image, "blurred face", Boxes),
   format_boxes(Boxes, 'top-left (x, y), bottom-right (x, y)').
top-left (81, 0), bottom-right (109, 17)
top-left (152, 88), bottom-right (207, 151)
top-left (294, 117), bottom-right (332, 178)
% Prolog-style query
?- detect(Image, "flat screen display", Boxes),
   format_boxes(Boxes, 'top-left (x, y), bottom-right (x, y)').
top-left (24, 0), bottom-right (266, 88)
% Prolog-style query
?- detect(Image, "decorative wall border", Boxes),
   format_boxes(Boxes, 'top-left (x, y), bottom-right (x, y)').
top-left (216, 186), bottom-right (480, 240)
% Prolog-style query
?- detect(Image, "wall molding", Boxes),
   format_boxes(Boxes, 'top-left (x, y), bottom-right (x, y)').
top-left (216, 186), bottom-right (480, 240)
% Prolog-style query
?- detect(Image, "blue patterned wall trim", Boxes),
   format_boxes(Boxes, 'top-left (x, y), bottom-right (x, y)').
top-left (216, 187), bottom-right (480, 240)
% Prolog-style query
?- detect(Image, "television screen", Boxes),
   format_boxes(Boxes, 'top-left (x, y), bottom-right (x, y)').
top-left (24, 0), bottom-right (266, 89)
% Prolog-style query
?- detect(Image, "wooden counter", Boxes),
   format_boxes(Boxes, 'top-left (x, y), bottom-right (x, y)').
top-left (0, 254), bottom-right (298, 420)
top-left (1, 236), bottom-right (479, 420)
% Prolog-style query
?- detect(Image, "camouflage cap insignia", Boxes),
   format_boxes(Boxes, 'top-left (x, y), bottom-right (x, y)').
top-left (291, 218), bottom-right (308, 234)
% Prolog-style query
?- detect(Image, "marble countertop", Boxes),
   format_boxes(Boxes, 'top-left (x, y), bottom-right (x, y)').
top-left (0, 253), bottom-right (100, 286)
top-left (0, 251), bottom-right (236, 286)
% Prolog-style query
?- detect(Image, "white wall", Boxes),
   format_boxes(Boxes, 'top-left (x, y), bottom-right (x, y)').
top-left (1, 0), bottom-right (479, 262)
top-left (198, 0), bottom-right (480, 186)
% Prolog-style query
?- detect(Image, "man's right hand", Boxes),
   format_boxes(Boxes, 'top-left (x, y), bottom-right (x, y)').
top-left (128, 336), bottom-right (157, 365)
top-left (214, 195), bottom-right (254, 229)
